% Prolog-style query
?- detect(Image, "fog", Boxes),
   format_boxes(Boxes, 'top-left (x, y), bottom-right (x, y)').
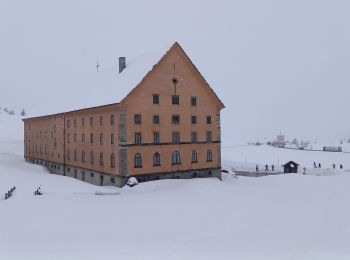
top-left (1, 0), bottom-right (350, 144)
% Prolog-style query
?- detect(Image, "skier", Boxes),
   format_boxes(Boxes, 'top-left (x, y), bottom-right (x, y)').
top-left (340, 164), bottom-right (343, 169)
top-left (265, 164), bottom-right (269, 172)
top-left (318, 163), bottom-right (321, 168)
top-left (332, 163), bottom-right (336, 169)
top-left (271, 165), bottom-right (275, 172)
top-left (313, 161), bottom-right (317, 168)
top-left (256, 165), bottom-right (259, 172)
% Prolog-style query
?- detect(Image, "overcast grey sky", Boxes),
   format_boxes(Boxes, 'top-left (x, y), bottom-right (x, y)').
top-left (1, 0), bottom-right (350, 144)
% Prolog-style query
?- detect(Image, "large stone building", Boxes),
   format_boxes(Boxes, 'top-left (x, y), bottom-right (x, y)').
top-left (23, 42), bottom-right (225, 187)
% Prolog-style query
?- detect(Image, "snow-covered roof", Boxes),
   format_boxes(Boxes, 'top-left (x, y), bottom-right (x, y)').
top-left (27, 43), bottom-right (173, 118)
top-left (25, 41), bottom-right (224, 120)
top-left (100, 42), bottom-right (172, 104)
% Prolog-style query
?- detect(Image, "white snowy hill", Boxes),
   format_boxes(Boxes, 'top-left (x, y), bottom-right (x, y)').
top-left (1, 113), bottom-right (350, 259)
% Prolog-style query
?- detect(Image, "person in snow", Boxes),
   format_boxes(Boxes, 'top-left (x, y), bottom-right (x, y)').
top-left (313, 161), bottom-right (317, 168)
top-left (265, 164), bottom-right (269, 171)
top-left (318, 163), bottom-right (321, 168)
top-left (332, 163), bottom-right (336, 169)
top-left (303, 167), bottom-right (306, 175)
top-left (256, 165), bottom-right (259, 172)
top-left (271, 165), bottom-right (275, 171)
top-left (340, 164), bottom-right (343, 169)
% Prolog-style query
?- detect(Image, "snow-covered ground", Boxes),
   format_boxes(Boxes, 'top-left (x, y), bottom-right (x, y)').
top-left (1, 114), bottom-right (350, 259)
top-left (222, 143), bottom-right (350, 175)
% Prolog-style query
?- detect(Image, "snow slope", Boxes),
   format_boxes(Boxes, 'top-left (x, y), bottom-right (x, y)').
top-left (1, 114), bottom-right (350, 259)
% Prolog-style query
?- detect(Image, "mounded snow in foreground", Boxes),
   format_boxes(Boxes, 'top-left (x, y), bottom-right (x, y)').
top-left (1, 115), bottom-right (350, 259)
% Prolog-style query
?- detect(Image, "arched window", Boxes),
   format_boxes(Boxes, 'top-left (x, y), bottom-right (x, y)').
top-left (206, 149), bottom-right (213, 162)
top-left (90, 151), bottom-right (94, 164)
top-left (172, 151), bottom-right (181, 165)
top-left (111, 153), bottom-right (115, 168)
top-left (191, 150), bottom-right (198, 163)
top-left (153, 152), bottom-right (161, 166)
top-left (82, 150), bottom-right (85, 162)
top-left (134, 153), bottom-right (142, 168)
top-left (99, 152), bottom-right (104, 166)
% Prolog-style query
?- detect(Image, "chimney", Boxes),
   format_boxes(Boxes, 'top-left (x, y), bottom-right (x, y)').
top-left (119, 57), bottom-right (126, 73)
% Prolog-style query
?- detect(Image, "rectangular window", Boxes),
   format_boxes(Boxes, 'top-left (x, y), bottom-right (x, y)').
top-left (191, 96), bottom-right (197, 106)
top-left (207, 150), bottom-right (213, 162)
top-left (90, 151), bottom-right (94, 164)
top-left (111, 154), bottom-right (115, 168)
top-left (110, 115), bottom-right (115, 125)
top-left (100, 134), bottom-right (103, 145)
top-left (82, 118), bottom-right (85, 127)
top-left (153, 94), bottom-right (159, 104)
top-left (191, 132), bottom-right (198, 143)
top-left (192, 151), bottom-right (198, 163)
top-left (99, 153), bottom-right (104, 166)
top-left (134, 132), bottom-right (142, 144)
top-left (153, 132), bottom-right (160, 144)
top-left (74, 134), bottom-right (77, 143)
top-left (67, 133), bottom-right (70, 143)
top-left (206, 131), bottom-right (212, 142)
top-left (99, 116), bottom-right (103, 126)
top-left (153, 115), bottom-right (160, 124)
top-left (134, 153), bottom-right (142, 168)
top-left (172, 115), bottom-right (180, 124)
top-left (206, 116), bottom-right (212, 124)
top-left (134, 114), bottom-right (141, 124)
top-left (67, 120), bottom-right (70, 128)
top-left (82, 134), bottom-right (85, 143)
top-left (74, 119), bottom-right (77, 128)
top-left (191, 116), bottom-right (197, 124)
top-left (90, 117), bottom-right (94, 126)
top-left (111, 134), bottom-right (115, 144)
top-left (172, 132), bottom-right (180, 143)
top-left (90, 133), bottom-right (94, 143)
top-left (172, 95), bottom-right (179, 105)
top-left (172, 151), bottom-right (181, 165)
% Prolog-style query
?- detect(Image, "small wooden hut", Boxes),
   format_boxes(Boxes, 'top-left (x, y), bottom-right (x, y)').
top-left (283, 161), bottom-right (299, 173)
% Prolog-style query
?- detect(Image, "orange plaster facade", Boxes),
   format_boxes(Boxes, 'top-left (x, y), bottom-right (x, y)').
top-left (23, 42), bottom-right (225, 186)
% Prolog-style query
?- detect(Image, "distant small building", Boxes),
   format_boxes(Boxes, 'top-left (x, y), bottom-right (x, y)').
top-left (283, 161), bottom-right (299, 173)
top-left (276, 133), bottom-right (286, 148)
top-left (323, 146), bottom-right (342, 152)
